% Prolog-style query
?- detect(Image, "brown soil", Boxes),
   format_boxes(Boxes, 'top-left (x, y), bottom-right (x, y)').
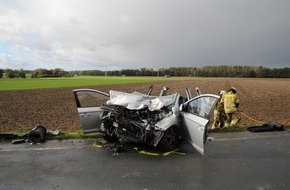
top-left (1, 78), bottom-right (289, 132)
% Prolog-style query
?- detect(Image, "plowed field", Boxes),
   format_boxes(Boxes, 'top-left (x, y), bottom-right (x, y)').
top-left (0, 78), bottom-right (289, 132)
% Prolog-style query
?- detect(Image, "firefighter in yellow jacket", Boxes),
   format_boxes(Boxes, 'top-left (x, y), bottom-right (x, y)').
top-left (211, 90), bottom-right (226, 130)
top-left (223, 87), bottom-right (240, 127)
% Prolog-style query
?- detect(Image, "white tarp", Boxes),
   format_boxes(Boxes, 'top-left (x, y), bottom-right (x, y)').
top-left (107, 90), bottom-right (177, 110)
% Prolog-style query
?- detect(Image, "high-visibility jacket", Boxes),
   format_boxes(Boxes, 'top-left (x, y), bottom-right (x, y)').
top-left (223, 91), bottom-right (240, 113)
top-left (214, 101), bottom-right (224, 113)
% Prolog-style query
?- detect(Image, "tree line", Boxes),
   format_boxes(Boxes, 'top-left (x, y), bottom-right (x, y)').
top-left (0, 65), bottom-right (289, 78)
top-left (0, 68), bottom-right (69, 78)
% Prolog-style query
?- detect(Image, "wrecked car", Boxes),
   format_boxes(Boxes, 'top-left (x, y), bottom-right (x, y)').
top-left (73, 86), bottom-right (219, 155)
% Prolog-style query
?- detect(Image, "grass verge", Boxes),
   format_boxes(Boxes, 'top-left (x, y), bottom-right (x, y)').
top-left (1, 123), bottom-right (289, 143)
top-left (47, 131), bottom-right (102, 140)
top-left (0, 130), bottom-right (102, 142)
top-left (210, 123), bottom-right (290, 133)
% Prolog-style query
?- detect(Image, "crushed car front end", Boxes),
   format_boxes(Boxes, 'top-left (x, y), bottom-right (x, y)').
top-left (73, 87), bottom-right (219, 154)
top-left (99, 91), bottom-right (181, 150)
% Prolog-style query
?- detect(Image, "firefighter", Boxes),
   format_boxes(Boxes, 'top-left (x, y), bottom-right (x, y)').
top-left (211, 90), bottom-right (226, 130)
top-left (223, 87), bottom-right (240, 127)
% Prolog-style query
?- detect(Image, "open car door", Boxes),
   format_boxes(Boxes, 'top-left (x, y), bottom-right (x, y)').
top-left (180, 94), bottom-right (219, 155)
top-left (73, 89), bottom-right (109, 133)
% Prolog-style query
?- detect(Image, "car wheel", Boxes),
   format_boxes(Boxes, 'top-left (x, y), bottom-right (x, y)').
top-left (158, 125), bottom-right (180, 151)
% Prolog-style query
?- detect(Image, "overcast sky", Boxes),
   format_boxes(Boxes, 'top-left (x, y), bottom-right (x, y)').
top-left (0, 0), bottom-right (289, 71)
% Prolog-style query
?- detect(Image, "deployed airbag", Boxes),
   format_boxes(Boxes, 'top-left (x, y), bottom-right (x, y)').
top-left (107, 90), bottom-right (177, 111)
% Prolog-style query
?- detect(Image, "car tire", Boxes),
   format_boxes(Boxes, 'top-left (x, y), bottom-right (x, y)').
top-left (158, 125), bottom-right (180, 151)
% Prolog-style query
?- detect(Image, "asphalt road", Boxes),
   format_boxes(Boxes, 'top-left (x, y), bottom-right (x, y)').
top-left (0, 130), bottom-right (290, 190)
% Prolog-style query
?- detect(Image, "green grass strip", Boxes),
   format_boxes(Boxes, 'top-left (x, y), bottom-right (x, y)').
top-left (0, 76), bottom-right (176, 91)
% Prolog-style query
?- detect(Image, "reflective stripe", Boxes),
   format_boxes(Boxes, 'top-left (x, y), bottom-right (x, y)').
top-left (92, 142), bottom-right (186, 156)
top-left (139, 150), bottom-right (160, 156)
top-left (139, 149), bottom-right (186, 156)
top-left (162, 148), bottom-right (180, 156)
top-left (92, 143), bottom-right (103, 148)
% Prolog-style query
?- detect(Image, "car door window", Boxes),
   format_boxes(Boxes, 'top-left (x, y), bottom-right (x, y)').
top-left (75, 91), bottom-right (109, 108)
top-left (185, 96), bottom-right (217, 119)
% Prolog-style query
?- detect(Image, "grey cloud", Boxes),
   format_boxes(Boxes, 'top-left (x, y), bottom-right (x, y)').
top-left (0, 0), bottom-right (290, 70)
